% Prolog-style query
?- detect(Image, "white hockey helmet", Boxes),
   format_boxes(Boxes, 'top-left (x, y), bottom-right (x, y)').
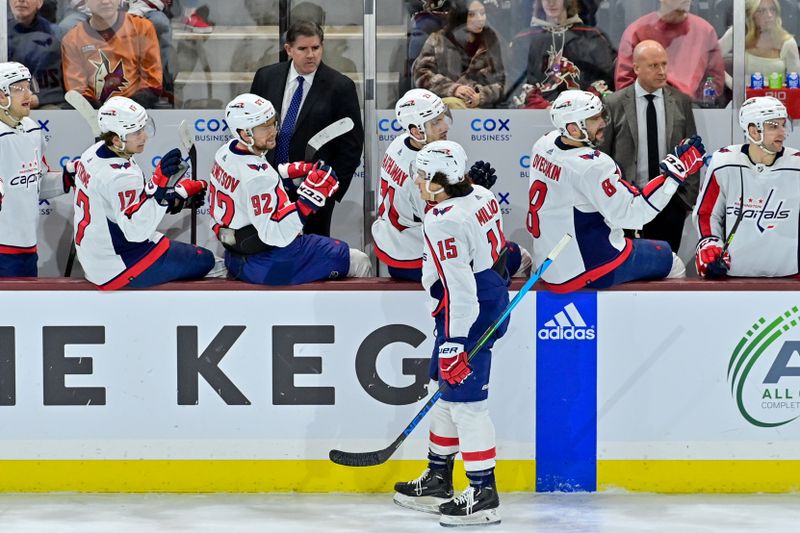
top-left (98, 96), bottom-right (150, 139)
top-left (738, 96), bottom-right (789, 151)
top-left (550, 89), bottom-right (604, 145)
top-left (225, 93), bottom-right (276, 153)
top-left (0, 61), bottom-right (34, 97)
top-left (395, 88), bottom-right (447, 142)
top-left (416, 140), bottom-right (468, 194)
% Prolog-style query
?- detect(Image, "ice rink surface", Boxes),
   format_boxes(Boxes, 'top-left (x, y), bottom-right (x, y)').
top-left (1, 492), bottom-right (799, 533)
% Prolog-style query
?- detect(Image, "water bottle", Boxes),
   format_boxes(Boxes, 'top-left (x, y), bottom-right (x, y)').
top-left (702, 77), bottom-right (717, 108)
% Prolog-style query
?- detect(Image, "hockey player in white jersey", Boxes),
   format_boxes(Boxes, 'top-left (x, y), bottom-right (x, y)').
top-left (72, 96), bottom-right (214, 289)
top-left (694, 96), bottom-right (800, 278)
top-left (372, 88), bottom-right (530, 281)
top-left (0, 61), bottom-right (72, 276)
top-left (393, 141), bottom-right (508, 527)
top-left (209, 93), bottom-right (370, 285)
top-left (527, 90), bottom-right (705, 292)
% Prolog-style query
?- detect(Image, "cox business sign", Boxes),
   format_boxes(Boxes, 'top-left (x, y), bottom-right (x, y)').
top-left (194, 117), bottom-right (233, 143)
top-left (470, 117), bottom-right (511, 142)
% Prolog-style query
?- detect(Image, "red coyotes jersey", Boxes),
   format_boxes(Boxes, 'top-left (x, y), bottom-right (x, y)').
top-left (61, 13), bottom-right (162, 104)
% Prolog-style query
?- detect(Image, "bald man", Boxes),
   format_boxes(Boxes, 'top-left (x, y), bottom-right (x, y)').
top-left (598, 40), bottom-right (699, 253)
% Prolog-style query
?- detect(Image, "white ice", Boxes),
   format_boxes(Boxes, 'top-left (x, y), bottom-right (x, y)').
top-left (2, 493), bottom-right (800, 533)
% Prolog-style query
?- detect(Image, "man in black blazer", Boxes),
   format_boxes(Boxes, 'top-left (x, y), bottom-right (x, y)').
top-left (250, 21), bottom-right (364, 237)
top-left (599, 40), bottom-right (699, 253)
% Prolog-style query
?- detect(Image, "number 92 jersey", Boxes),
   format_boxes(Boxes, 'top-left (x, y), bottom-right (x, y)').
top-left (527, 130), bottom-right (678, 291)
top-left (209, 140), bottom-right (303, 248)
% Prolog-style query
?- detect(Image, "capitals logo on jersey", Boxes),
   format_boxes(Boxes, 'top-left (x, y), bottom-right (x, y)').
top-left (247, 163), bottom-right (269, 172)
top-left (727, 189), bottom-right (791, 233)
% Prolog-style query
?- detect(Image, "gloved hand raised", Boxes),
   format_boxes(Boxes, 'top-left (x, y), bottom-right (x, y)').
top-left (145, 148), bottom-right (188, 205)
top-left (660, 135), bottom-right (705, 184)
top-left (296, 165), bottom-right (339, 220)
top-left (468, 160), bottom-right (497, 189)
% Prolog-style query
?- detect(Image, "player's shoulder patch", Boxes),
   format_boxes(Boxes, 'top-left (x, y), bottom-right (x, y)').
top-left (247, 162), bottom-right (270, 172)
top-left (431, 205), bottom-right (454, 217)
top-left (109, 161), bottom-right (132, 170)
top-left (579, 149), bottom-right (602, 160)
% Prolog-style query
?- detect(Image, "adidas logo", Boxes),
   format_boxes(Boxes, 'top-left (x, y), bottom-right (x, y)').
top-left (538, 302), bottom-right (596, 341)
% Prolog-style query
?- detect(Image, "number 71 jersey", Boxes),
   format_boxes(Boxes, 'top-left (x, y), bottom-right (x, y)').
top-left (527, 130), bottom-right (678, 291)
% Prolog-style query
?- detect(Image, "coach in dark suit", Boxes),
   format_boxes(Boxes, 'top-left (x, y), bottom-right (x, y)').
top-left (250, 21), bottom-right (364, 237)
top-left (599, 40), bottom-right (698, 252)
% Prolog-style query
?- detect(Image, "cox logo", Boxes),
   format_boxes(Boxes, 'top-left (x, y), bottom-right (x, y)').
top-left (59, 155), bottom-right (81, 168)
top-left (470, 118), bottom-right (510, 132)
top-left (37, 119), bottom-right (50, 132)
top-left (519, 155), bottom-right (530, 168)
top-left (195, 118), bottom-right (229, 132)
top-left (378, 118), bottom-right (403, 133)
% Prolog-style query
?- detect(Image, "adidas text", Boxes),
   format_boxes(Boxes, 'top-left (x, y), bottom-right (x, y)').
top-left (538, 326), bottom-right (596, 340)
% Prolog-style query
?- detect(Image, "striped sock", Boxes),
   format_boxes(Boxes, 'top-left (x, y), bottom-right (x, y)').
top-left (428, 450), bottom-right (454, 470)
top-left (466, 468), bottom-right (495, 488)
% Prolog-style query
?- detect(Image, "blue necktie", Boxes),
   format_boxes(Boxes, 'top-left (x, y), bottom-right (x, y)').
top-left (274, 75), bottom-right (304, 165)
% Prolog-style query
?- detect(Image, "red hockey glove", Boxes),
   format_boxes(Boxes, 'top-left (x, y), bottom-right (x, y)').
top-left (146, 148), bottom-right (188, 205)
top-left (438, 342), bottom-right (472, 386)
top-left (278, 161), bottom-right (316, 181)
top-left (660, 135), bottom-right (705, 183)
top-left (695, 236), bottom-right (730, 278)
top-left (164, 179), bottom-right (207, 214)
top-left (296, 165), bottom-right (339, 219)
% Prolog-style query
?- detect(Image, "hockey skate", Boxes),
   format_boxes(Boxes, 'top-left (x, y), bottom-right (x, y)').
top-left (439, 483), bottom-right (500, 527)
top-left (393, 465), bottom-right (454, 514)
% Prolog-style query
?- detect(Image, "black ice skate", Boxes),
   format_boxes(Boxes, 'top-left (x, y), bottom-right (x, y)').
top-left (438, 483), bottom-right (500, 527)
top-left (393, 465), bottom-right (454, 514)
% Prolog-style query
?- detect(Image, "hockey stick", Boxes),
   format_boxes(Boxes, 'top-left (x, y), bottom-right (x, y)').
top-left (288, 117), bottom-right (356, 187)
top-left (305, 117), bottom-right (354, 161)
top-left (329, 233), bottom-right (573, 467)
top-left (178, 120), bottom-right (199, 244)
top-left (710, 166), bottom-right (745, 274)
top-left (63, 90), bottom-right (101, 277)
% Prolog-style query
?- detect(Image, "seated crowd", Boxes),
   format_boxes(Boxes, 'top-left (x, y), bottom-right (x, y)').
top-left (2, 2), bottom-right (800, 288)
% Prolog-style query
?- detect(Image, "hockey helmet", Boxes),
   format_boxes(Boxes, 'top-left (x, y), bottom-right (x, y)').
top-left (0, 61), bottom-right (35, 97)
top-left (98, 96), bottom-right (153, 141)
top-left (550, 90), bottom-right (604, 145)
top-left (738, 96), bottom-right (789, 149)
top-left (225, 93), bottom-right (276, 135)
top-left (416, 140), bottom-right (467, 186)
top-left (395, 88), bottom-right (448, 142)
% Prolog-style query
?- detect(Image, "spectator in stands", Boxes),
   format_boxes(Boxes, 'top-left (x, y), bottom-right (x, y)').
top-left (508, 0), bottom-right (616, 109)
top-left (7, 0), bottom-right (66, 108)
top-left (61, 0), bottom-right (163, 108)
top-left (127, 1), bottom-right (174, 97)
top-left (249, 21), bottom-right (364, 237)
top-left (599, 40), bottom-right (699, 253)
top-left (615, 0), bottom-right (725, 104)
top-left (413, 0), bottom-right (505, 109)
top-left (718, 0), bottom-right (800, 89)
top-left (179, 0), bottom-right (214, 34)
top-left (397, 0), bottom-right (448, 94)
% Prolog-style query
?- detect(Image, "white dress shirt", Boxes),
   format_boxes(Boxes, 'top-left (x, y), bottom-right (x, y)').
top-left (634, 80), bottom-right (666, 187)
top-left (280, 62), bottom-right (317, 123)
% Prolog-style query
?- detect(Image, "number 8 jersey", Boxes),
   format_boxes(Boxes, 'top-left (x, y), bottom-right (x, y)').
top-left (527, 130), bottom-right (679, 292)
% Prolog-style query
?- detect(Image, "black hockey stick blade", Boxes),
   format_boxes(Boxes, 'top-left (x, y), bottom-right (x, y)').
top-left (329, 234), bottom-right (573, 467)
